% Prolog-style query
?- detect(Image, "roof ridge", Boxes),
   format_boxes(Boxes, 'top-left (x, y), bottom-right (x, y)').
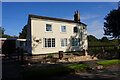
top-left (29, 14), bottom-right (74, 21)
top-left (29, 14), bottom-right (87, 26)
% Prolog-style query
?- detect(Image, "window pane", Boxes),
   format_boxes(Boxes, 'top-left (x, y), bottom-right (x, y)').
top-left (83, 26), bottom-right (86, 29)
top-left (75, 38), bottom-right (77, 46)
top-left (48, 38), bottom-right (51, 47)
top-left (72, 38), bottom-right (80, 47)
top-left (52, 38), bottom-right (55, 47)
top-left (72, 38), bottom-right (74, 46)
top-left (65, 39), bottom-right (67, 46)
top-left (61, 39), bottom-right (64, 47)
top-left (46, 24), bottom-right (52, 31)
top-left (74, 27), bottom-right (78, 33)
top-left (61, 38), bottom-right (67, 47)
top-left (61, 26), bottom-right (66, 32)
top-left (44, 38), bottom-right (55, 48)
top-left (45, 38), bottom-right (47, 47)
top-left (78, 38), bottom-right (80, 46)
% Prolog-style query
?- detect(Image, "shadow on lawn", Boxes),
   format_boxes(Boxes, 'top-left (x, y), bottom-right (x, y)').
top-left (44, 64), bottom-right (120, 80)
top-left (23, 68), bottom-right (120, 80)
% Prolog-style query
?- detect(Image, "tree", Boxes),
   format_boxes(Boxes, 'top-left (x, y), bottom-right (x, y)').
top-left (112, 39), bottom-right (119, 46)
top-left (2, 34), bottom-right (19, 38)
top-left (101, 37), bottom-right (109, 42)
top-left (2, 28), bottom-right (5, 35)
top-left (19, 25), bottom-right (27, 39)
top-left (0, 27), bottom-right (5, 35)
top-left (87, 35), bottom-right (98, 42)
top-left (104, 7), bottom-right (120, 45)
top-left (104, 7), bottom-right (120, 58)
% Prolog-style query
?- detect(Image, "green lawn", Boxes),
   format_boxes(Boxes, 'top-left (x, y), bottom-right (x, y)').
top-left (96, 59), bottom-right (120, 66)
top-left (23, 64), bottom-right (91, 79)
top-left (67, 64), bottom-right (91, 71)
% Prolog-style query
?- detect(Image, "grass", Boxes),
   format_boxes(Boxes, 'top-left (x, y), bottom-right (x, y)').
top-left (23, 64), bottom-right (91, 79)
top-left (96, 59), bottom-right (120, 66)
top-left (67, 64), bottom-right (91, 71)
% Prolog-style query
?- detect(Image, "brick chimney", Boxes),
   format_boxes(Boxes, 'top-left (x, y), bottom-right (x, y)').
top-left (74, 10), bottom-right (80, 23)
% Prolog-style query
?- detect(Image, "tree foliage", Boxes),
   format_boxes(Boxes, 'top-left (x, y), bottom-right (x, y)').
top-left (2, 34), bottom-right (19, 38)
top-left (1, 28), bottom-right (19, 38)
top-left (19, 25), bottom-right (27, 39)
top-left (0, 27), bottom-right (5, 35)
top-left (101, 37), bottom-right (109, 42)
top-left (104, 7), bottom-right (120, 39)
top-left (87, 35), bottom-right (98, 41)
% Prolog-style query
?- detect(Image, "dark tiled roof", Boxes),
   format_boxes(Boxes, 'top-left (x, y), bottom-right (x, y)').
top-left (29, 14), bottom-right (87, 26)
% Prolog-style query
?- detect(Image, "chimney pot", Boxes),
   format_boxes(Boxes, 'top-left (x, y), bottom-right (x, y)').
top-left (75, 11), bottom-right (77, 14)
top-left (74, 10), bottom-right (80, 23)
top-left (77, 10), bottom-right (79, 13)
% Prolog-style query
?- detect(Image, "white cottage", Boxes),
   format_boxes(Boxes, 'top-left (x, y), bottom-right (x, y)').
top-left (27, 10), bottom-right (88, 55)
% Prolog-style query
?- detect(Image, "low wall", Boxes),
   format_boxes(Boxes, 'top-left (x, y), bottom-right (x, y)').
top-left (67, 55), bottom-right (98, 62)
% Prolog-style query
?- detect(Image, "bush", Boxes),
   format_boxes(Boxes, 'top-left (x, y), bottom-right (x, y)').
top-left (104, 47), bottom-right (114, 51)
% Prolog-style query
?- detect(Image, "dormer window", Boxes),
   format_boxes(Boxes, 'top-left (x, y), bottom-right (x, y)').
top-left (46, 24), bottom-right (52, 32)
top-left (74, 27), bottom-right (78, 33)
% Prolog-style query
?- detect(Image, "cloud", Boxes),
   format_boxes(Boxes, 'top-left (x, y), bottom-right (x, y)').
top-left (62, 14), bottom-right (101, 21)
top-left (87, 20), bottom-right (104, 39)
top-left (88, 29), bottom-right (104, 38)
top-left (81, 14), bottom-right (101, 20)
top-left (88, 20), bottom-right (103, 29)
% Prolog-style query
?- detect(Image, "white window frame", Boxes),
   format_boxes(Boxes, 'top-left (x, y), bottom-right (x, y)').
top-left (43, 38), bottom-right (55, 48)
top-left (61, 26), bottom-right (66, 33)
top-left (46, 24), bottom-right (52, 32)
top-left (72, 38), bottom-right (81, 47)
top-left (61, 38), bottom-right (67, 47)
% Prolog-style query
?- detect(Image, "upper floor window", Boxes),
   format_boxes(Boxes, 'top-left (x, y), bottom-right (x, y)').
top-left (46, 24), bottom-right (52, 32)
top-left (74, 27), bottom-right (78, 33)
top-left (61, 26), bottom-right (66, 32)
top-left (83, 25), bottom-right (86, 29)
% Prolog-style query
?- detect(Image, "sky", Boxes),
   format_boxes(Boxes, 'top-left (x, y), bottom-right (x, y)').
top-left (2, 2), bottom-right (119, 39)
top-left (1, 0), bottom-right (119, 2)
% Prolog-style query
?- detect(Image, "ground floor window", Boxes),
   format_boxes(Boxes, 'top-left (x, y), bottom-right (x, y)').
top-left (61, 38), bottom-right (67, 47)
top-left (72, 38), bottom-right (80, 47)
top-left (43, 38), bottom-right (55, 48)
